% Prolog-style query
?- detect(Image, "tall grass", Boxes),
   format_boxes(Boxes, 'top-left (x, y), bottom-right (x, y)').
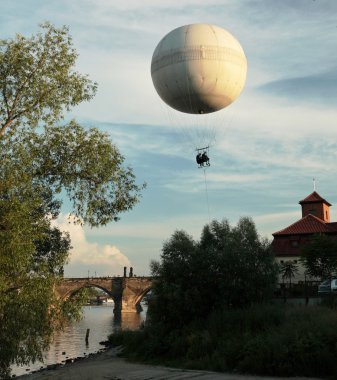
top-left (109, 304), bottom-right (337, 377)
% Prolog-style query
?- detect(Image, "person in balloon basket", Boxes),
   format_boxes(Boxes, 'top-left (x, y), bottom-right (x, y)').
top-left (202, 151), bottom-right (210, 166)
top-left (196, 152), bottom-right (203, 166)
top-left (196, 151), bottom-right (210, 167)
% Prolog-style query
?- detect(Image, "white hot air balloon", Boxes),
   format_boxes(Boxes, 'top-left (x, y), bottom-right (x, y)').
top-left (151, 23), bottom-right (247, 170)
top-left (151, 23), bottom-right (247, 115)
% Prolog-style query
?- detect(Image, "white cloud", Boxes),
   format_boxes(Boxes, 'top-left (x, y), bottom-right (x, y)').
top-left (254, 210), bottom-right (301, 227)
top-left (162, 170), bottom-right (270, 193)
top-left (52, 214), bottom-right (130, 277)
top-left (253, 210), bottom-right (303, 239)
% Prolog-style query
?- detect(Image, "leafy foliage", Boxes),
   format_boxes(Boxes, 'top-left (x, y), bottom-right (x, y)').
top-left (0, 180), bottom-right (86, 378)
top-left (0, 23), bottom-right (144, 378)
top-left (2, 122), bottom-right (144, 227)
top-left (0, 22), bottom-right (96, 136)
top-left (148, 218), bottom-right (278, 329)
top-left (300, 234), bottom-right (337, 279)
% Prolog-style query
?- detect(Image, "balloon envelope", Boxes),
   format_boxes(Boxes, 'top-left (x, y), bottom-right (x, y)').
top-left (151, 24), bottom-right (247, 114)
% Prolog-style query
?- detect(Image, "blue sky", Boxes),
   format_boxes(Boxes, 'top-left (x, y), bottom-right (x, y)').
top-left (2, 0), bottom-right (337, 276)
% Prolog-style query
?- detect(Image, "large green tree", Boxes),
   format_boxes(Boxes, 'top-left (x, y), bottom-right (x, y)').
top-left (0, 24), bottom-right (144, 378)
top-left (149, 218), bottom-right (278, 329)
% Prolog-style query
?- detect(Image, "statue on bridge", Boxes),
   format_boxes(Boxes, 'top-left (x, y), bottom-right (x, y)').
top-left (124, 266), bottom-right (133, 278)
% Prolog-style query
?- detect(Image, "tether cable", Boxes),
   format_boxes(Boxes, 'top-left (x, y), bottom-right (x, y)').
top-left (203, 167), bottom-right (211, 223)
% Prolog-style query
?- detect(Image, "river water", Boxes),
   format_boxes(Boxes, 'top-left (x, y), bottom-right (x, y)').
top-left (12, 304), bottom-right (147, 377)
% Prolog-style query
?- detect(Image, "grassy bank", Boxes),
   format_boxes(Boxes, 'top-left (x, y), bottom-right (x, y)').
top-left (109, 304), bottom-right (337, 378)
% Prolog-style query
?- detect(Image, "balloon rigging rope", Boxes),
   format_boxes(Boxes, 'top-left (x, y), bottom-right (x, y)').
top-left (203, 167), bottom-right (211, 223)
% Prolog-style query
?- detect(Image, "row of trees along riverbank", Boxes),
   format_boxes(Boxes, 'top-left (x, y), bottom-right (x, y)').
top-left (110, 218), bottom-right (337, 378)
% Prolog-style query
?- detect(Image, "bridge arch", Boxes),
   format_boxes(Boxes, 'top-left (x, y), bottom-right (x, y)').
top-left (134, 286), bottom-right (152, 311)
top-left (62, 284), bottom-right (114, 301)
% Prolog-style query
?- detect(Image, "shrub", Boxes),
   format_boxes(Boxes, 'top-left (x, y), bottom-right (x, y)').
top-left (111, 304), bottom-right (337, 377)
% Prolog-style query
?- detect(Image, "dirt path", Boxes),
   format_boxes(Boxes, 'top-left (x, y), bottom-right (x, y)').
top-left (17, 348), bottom-right (322, 380)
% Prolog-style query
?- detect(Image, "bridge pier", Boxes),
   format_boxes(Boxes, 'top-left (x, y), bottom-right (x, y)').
top-left (120, 277), bottom-right (152, 313)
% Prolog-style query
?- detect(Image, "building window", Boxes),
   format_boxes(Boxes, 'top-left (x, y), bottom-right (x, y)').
top-left (280, 260), bottom-right (284, 264)
top-left (290, 240), bottom-right (299, 248)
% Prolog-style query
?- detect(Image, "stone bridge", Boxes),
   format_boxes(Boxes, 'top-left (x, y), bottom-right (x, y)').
top-left (56, 276), bottom-right (153, 313)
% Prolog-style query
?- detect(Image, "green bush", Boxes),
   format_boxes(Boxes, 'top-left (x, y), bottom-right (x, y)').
top-left (110, 304), bottom-right (337, 377)
top-left (236, 306), bottom-right (337, 376)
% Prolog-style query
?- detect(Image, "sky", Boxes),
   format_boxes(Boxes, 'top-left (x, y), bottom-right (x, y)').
top-left (1, 0), bottom-right (337, 277)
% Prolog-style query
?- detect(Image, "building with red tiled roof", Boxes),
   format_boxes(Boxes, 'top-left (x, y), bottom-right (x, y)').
top-left (272, 191), bottom-right (337, 281)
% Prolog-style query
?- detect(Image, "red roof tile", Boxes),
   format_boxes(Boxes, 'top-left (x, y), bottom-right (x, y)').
top-left (299, 191), bottom-right (331, 206)
top-left (272, 214), bottom-right (333, 236)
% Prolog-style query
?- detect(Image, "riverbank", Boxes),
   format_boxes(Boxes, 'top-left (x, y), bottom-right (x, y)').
top-left (17, 347), bottom-right (322, 380)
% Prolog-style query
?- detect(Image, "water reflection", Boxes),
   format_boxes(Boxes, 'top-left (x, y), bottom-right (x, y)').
top-left (113, 310), bottom-right (145, 331)
top-left (12, 304), bottom-right (146, 377)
